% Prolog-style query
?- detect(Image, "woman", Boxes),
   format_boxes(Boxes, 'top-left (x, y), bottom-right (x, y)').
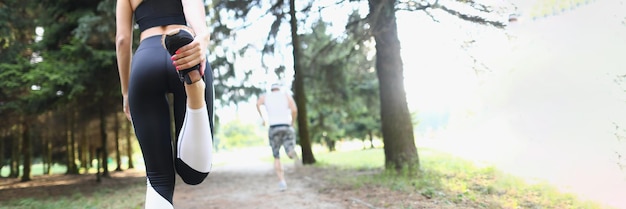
top-left (115, 0), bottom-right (213, 208)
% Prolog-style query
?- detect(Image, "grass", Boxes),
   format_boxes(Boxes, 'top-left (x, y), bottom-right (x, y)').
top-left (315, 147), bottom-right (612, 209)
top-left (0, 160), bottom-right (146, 209)
top-left (1, 164), bottom-right (67, 177)
top-left (0, 182), bottom-right (145, 209)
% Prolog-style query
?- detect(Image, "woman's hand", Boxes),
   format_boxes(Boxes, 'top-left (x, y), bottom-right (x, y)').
top-left (123, 94), bottom-right (131, 122)
top-left (171, 31), bottom-right (209, 72)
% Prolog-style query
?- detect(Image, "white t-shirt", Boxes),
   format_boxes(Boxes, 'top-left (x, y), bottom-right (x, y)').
top-left (263, 91), bottom-right (292, 126)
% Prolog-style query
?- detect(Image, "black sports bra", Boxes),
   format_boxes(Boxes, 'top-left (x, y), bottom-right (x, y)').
top-left (134, 0), bottom-right (187, 32)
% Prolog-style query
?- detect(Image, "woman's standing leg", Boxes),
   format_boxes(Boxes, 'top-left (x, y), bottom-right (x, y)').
top-left (129, 37), bottom-right (177, 209)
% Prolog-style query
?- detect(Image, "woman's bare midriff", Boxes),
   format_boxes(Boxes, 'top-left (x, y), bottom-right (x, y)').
top-left (140, 25), bottom-right (190, 42)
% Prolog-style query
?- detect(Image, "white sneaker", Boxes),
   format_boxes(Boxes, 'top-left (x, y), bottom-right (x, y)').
top-left (278, 181), bottom-right (287, 191)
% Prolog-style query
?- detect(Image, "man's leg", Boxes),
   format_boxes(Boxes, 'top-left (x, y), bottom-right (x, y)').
top-left (274, 158), bottom-right (287, 190)
top-left (283, 127), bottom-right (301, 167)
top-left (288, 150), bottom-right (301, 168)
top-left (269, 127), bottom-right (287, 191)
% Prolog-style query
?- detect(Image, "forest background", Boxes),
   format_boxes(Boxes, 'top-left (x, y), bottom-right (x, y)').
top-left (1, 0), bottom-right (626, 208)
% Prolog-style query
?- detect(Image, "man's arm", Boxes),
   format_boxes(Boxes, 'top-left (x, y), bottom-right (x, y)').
top-left (286, 93), bottom-right (298, 126)
top-left (256, 94), bottom-right (266, 126)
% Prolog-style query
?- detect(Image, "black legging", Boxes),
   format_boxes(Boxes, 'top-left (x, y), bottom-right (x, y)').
top-left (128, 35), bottom-right (214, 204)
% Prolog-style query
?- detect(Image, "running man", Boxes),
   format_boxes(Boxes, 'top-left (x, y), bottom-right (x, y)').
top-left (256, 83), bottom-right (300, 191)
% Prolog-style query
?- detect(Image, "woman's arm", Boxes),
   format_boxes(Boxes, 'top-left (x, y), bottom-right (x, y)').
top-left (173, 0), bottom-right (210, 71)
top-left (115, 0), bottom-right (134, 120)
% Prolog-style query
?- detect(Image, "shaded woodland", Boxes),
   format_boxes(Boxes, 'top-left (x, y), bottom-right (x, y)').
top-left (0, 0), bottom-right (514, 181)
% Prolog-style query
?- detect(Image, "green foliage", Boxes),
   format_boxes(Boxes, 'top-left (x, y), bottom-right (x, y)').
top-left (74, 0), bottom-right (116, 48)
top-left (0, 1), bottom-right (40, 116)
top-left (0, 0), bottom-right (117, 116)
top-left (216, 120), bottom-right (265, 149)
top-left (0, 0), bottom-right (39, 54)
top-left (300, 13), bottom-right (380, 149)
top-left (0, 0), bottom-right (120, 178)
top-left (0, 61), bottom-right (30, 104)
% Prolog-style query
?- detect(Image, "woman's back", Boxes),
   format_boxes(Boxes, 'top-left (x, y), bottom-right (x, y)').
top-left (133, 0), bottom-right (187, 32)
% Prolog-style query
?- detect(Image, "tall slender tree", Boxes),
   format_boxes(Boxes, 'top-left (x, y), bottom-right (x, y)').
top-left (126, 120), bottom-right (134, 169)
top-left (359, 0), bottom-right (511, 171)
top-left (367, 0), bottom-right (418, 171)
top-left (288, 0), bottom-right (316, 164)
top-left (114, 113), bottom-right (122, 171)
top-left (0, 133), bottom-right (4, 177)
top-left (20, 120), bottom-right (32, 181)
top-left (10, 132), bottom-right (20, 178)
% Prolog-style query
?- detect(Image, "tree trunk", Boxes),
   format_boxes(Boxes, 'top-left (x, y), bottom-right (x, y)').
top-left (10, 133), bottom-right (20, 178)
top-left (126, 120), bottom-right (134, 169)
top-left (96, 148), bottom-right (102, 183)
top-left (42, 131), bottom-right (47, 175)
top-left (71, 112), bottom-right (79, 173)
top-left (81, 129), bottom-right (89, 172)
top-left (289, 0), bottom-right (316, 164)
top-left (114, 113), bottom-right (122, 171)
top-left (368, 130), bottom-right (375, 149)
top-left (100, 105), bottom-right (110, 177)
top-left (21, 120), bottom-right (32, 182)
top-left (325, 137), bottom-right (336, 152)
top-left (0, 134), bottom-right (4, 177)
top-left (44, 136), bottom-right (52, 175)
top-left (42, 112), bottom-right (50, 175)
top-left (66, 108), bottom-right (79, 174)
top-left (318, 113), bottom-right (335, 151)
top-left (368, 0), bottom-right (419, 171)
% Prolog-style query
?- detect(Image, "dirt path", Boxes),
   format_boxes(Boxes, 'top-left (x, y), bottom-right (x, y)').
top-left (173, 146), bottom-right (458, 209)
top-left (173, 147), bottom-right (348, 209)
top-left (173, 164), bottom-right (345, 209)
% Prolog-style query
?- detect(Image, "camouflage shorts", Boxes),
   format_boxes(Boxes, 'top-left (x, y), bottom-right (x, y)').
top-left (268, 125), bottom-right (296, 159)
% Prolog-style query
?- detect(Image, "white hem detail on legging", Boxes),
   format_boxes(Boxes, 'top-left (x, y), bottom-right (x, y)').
top-left (145, 180), bottom-right (174, 209)
top-left (177, 106), bottom-right (213, 172)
